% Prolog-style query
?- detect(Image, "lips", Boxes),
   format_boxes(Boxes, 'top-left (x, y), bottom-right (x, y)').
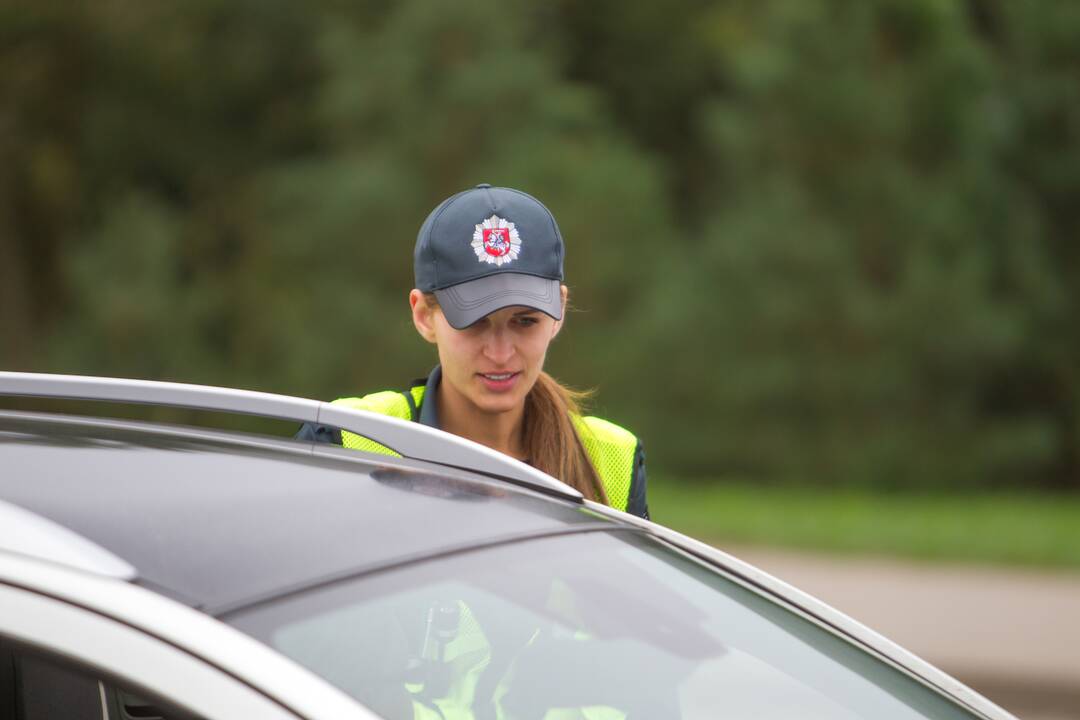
top-left (477, 371), bottom-right (521, 392)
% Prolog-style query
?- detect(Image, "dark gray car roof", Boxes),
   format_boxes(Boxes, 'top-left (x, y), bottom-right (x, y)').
top-left (0, 411), bottom-right (618, 614)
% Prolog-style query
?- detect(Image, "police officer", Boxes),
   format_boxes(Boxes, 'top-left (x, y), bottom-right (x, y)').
top-left (299, 183), bottom-right (648, 519)
top-left (299, 184), bottom-right (645, 718)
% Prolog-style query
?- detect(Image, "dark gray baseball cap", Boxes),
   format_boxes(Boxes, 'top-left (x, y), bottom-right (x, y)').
top-left (414, 184), bottom-right (565, 329)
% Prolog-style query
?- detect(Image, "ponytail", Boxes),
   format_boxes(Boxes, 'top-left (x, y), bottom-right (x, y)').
top-left (524, 371), bottom-right (608, 504)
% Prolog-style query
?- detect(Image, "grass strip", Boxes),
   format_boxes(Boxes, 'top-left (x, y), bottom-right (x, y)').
top-left (649, 481), bottom-right (1080, 569)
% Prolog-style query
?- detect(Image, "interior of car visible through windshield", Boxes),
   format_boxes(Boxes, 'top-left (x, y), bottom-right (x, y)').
top-left (228, 531), bottom-right (978, 720)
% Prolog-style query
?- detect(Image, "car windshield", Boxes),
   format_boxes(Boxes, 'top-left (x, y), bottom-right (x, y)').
top-left (229, 531), bottom-right (975, 720)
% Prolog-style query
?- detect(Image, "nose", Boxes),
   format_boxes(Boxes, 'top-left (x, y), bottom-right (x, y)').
top-left (482, 325), bottom-right (515, 365)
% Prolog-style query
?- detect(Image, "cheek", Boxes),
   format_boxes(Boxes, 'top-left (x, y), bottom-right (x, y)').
top-left (521, 333), bottom-right (553, 368)
top-left (434, 330), bottom-right (481, 372)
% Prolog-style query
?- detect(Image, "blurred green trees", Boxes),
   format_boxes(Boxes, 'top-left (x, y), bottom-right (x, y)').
top-left (2, 0), bottom-right (1078, 491)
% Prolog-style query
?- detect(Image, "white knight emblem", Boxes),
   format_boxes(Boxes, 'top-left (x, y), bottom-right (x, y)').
top-left (472, 215), bottom-right (521, 266)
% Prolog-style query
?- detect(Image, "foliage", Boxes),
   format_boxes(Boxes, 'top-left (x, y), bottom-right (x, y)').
top-left (2, 0), bottom-right (1079, 491)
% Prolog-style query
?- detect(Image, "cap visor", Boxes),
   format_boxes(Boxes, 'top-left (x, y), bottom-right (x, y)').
top-left (435, 273), bottom-right (562, 330)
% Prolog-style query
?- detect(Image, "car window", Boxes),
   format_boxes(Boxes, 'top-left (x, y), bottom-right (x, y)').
top-left (0, 638), bottom-right (203, 720)
top-left (230, 531), bottom-right (978, 720)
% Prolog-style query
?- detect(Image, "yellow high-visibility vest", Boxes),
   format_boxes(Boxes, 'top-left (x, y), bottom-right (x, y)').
top-left (331, 385), bottom-right (638, 512)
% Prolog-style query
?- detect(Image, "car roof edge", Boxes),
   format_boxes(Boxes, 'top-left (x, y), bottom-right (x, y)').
top-left (0, 372), bottom-right (583, 502)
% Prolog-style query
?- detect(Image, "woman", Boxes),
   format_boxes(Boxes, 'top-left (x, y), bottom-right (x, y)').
top-left (299, 183), bottom-right (648, 519)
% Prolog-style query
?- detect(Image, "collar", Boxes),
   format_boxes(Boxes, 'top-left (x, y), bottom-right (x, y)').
top-left (417, 365), bottom-right (441, 428)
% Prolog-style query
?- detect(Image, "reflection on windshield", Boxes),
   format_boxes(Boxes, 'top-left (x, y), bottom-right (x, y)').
top-left (229, 532), bottom-right (975, 720)
top-left (370, 467), bottom-right (511, 503)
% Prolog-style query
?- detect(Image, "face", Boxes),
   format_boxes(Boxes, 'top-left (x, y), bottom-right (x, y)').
top-left (411, 289), bottom-right (566, 416)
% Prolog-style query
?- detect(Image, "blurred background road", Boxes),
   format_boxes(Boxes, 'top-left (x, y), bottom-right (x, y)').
top-left (727, 545), bottom-right (1080, 720)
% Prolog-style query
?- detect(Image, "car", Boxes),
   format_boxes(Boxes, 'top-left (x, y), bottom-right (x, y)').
top-left (0, 371), bottom-right (1018, 720)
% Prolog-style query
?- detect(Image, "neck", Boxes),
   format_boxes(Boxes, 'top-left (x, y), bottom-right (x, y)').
top-left (436, 382), bottom-right (527, 460)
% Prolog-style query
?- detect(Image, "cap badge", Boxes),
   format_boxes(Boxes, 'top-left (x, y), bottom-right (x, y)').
top-left (472, 215), bottom-right (521, 266)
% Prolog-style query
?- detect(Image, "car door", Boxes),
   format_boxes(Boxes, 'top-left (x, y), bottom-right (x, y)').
top-left (0, 581), bottom-right (301, 720)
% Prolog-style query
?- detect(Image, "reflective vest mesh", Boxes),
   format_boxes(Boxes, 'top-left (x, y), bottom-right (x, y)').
top-left (570, 415), bottom-right (636, 512)
top-left (334, 387), bottom-right (637, 512)
top-left (337, 387), bottom-right (426, 457)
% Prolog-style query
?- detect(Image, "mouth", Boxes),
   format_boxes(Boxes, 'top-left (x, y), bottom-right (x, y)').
top-left (477, 371), bottom-right (522, 392)
top-left (479, 372), bottom-right (517, 381)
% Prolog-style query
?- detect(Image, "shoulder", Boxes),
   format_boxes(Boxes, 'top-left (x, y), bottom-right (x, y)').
top-left (331, 390), bottom-right (417, 420)
top-left (573, 415), bottom-right (639, 450)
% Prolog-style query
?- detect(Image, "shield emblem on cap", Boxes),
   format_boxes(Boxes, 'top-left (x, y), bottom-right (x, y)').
top-left (472, 215), bottom-right (521, 266)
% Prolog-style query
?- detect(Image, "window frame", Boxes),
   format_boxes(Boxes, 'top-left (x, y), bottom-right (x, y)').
top-left (0, 582), bottom-right (297, 720)
top-left (0, 551), bottom-right (379, 720)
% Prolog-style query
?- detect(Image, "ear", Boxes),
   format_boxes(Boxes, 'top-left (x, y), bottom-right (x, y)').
top-left (410, 289), bottom-right (438, 344)
top-left (551, 284), bottom-right (569, 339)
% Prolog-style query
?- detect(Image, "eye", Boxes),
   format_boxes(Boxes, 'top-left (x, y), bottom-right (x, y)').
top-left (514, 315), bottom-right (540, 327)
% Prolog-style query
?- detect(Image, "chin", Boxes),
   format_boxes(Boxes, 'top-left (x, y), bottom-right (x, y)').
top-left (473, 392), bottom-right (526, 415)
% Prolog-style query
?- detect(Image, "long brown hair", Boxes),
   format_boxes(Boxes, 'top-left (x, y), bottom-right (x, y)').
top-left (524, 371), bottom-right (607, 503)
top-left (421, 293), bottom-right (608, 504)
